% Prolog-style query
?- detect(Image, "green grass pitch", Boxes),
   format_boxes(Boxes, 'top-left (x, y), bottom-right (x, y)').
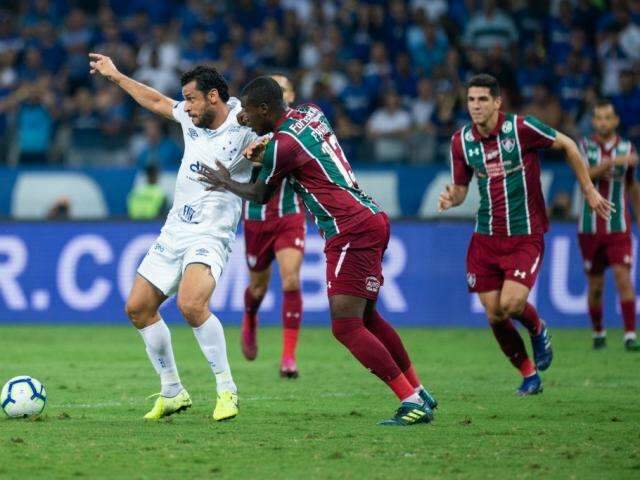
top-left (1, 325), bottom-right (639, 479)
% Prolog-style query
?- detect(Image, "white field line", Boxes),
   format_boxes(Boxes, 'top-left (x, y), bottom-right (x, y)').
top-left (48, 392), bottom-right (355, 409)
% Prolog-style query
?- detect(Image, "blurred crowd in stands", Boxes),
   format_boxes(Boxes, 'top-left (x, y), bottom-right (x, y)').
top-left (1, 0), bottom-right (639, 167)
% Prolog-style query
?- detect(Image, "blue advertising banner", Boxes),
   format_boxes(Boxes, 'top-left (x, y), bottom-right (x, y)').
top-left (0, 221), bottom-right (637, 327)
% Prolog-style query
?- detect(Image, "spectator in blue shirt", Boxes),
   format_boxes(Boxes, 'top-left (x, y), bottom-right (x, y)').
top-left (339, 58), bottom-right (372, 125)
top-left (135, 117), bottom-right (182, 170)
top-left (611, 70), bottom-right (640, 143)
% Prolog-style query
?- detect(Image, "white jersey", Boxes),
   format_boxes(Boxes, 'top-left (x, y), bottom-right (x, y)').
top-left (164, 96), bottom-right (257, 238)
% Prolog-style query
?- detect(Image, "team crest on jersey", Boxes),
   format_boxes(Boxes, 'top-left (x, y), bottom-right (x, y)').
top-left (501, 138), bottom-right (515, 153)
top-left (365, 276), bottom-right (381, 293)
top-left (464, 130), bottom-right (475, 142)
top-left (501, 121), bottom-right (513, 134)
top-left (247, 255), bottom-right (257, 268)
top-left (466, 272), bottom-right (476, 288)
top-left (187, 128), bottom-right (198, 140)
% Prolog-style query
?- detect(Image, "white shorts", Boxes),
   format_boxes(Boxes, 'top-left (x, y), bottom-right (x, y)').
top-left (137, 230), bottom-right (233, 297)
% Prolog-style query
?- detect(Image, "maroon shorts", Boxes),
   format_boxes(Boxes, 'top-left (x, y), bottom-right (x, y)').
top-left (466, 233), bottom-right (545, 293)
top-left (325, 212), bottom-right (390, 300)
top-left (244, 213), bottom-right (306, 272)
top-left (577, 232), bottom-right (632, 275)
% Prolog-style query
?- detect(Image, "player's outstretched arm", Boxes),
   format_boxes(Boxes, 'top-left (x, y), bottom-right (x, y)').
top-left (198, 161), bottom-right (276, 204)
top-left (438, 184), bottom-right (468, 212)
top-left (552, 132), bottom-right (613, 220)
top-left (89, 53), bottom-right (174, 120)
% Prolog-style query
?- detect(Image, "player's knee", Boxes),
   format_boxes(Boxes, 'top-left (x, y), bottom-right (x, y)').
top-left (486, 310), bottom-right (506, 325)
top-left (500, 296), bottom-right (526, 317)
top-left (281, 272), bottom-right (300, 292)
top-left (125, 299), bottom-right (152, 328)
top-left (248, 283), bottom-right (268, 301)
top-left (177, 296), bottom-right (208, 325)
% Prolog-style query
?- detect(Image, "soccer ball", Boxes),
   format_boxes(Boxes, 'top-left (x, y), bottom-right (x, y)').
top-left (1, 376), bottom-right (47, 418)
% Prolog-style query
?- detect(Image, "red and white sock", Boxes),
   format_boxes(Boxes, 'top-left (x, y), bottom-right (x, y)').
top-left (512, 302), bottom-right (542, 336)
top-left (282, 289), bottom-right (302, 361)
top-left (620, 299), bottom-right (636, 335)
top-left (490, 319), bottom-right (537, 377)
top-left (589, 302), bottom-right (605, 335)
top-left (332, 317), bottom-right (414, 400)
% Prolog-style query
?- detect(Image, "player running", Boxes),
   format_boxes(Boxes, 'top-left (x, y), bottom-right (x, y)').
top-left (90, 54), bottom-right (257, 420)
top-left (199, 77), bottom-right (437, 426)
top-left (439, 74), bottom-right (612, 396)
top-left (241, 75), bottom-right (306, 378)
top-left (578, 99), bottom-right (640, 351)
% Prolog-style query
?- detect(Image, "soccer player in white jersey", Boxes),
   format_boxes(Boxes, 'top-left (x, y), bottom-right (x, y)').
top-left (89, 53), bottom-right (257, 421)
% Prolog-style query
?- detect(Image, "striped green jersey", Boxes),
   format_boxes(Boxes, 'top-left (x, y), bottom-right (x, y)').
top-left (578, 136), bottom-right (636, 234)
top-left (257, 104), bottom-right (380, 239)
top-left (450, 112), bottom-right (557, 236)
top-left (244, 167), bottom-right (302, 221)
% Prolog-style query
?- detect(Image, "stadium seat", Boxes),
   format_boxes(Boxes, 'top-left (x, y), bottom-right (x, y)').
top-left (11, 172), bottom-right (108, 219)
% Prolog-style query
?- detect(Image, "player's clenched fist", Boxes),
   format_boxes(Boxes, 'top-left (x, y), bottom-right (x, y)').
top-left (438, 184), bottom-right (455, 212)
top-left (89, 53), bottom-right (120, 81)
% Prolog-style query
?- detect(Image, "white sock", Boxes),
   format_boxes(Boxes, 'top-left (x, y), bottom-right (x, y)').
top-left (138, 319), bottom-right (183, 397)
top-left (414, 384), bottom-right (425, 394)
top-left (193, 314), bottom-right (237, 394)
top-left (624, 331), bottom-right (637, 342)
top-left (401, 393), bottom-right (423, 404)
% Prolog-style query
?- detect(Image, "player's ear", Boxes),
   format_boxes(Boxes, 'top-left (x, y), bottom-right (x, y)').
top-left (207, 88), bottom-right (219, 104)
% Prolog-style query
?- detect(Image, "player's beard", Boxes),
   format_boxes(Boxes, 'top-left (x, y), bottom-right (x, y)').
top-left (195, 108), bottom-right (216, 129)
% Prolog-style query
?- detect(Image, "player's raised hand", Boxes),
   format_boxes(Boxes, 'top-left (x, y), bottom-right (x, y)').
top-left (198, 161), bottom-right (231, 191)
top-left (585, 184), bottom-right (614, 220)
top-left (89, 53), bottom-right (120, 81)
top-left (438, 184), bottom-right (455, 212)
top-left (237, 110), bottom-right (249, 126)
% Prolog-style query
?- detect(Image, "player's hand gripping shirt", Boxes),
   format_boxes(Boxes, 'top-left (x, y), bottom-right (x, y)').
top-left (257, 104), bottom-right (380, 239)
top-left (578, 135), bottom-right (636, 234)
top-left (165, 97), bottom-right (257, 237)
top-left (451, 112), bottom-right (557, 236)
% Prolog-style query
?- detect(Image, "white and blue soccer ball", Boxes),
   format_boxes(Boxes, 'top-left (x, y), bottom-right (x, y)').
top-left (1, 376), bottom-right (47, 418)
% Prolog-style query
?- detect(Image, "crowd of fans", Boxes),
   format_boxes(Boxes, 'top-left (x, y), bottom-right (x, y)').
top-left (1, 0), bottom-right (639, 167)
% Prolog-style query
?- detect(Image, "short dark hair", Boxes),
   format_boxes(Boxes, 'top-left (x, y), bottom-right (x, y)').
top-left (180, 66), bottom-right (230, 102)
top-left (594, 98), bottom-right (615, 113)
top-left (240, 76), bottom-right (284, 109)
top-left (466, 74), bottom-right (501, 98)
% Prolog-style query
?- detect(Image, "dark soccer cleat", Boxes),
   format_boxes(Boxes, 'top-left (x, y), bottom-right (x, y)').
top-left (378, 401), bottom-right (434, 426)
top-left (593, 336), bottom-right (606, 350)
top-left (516, 373), bottom-right (543, 396)
top-left (241, 315), bottom-right (257, 361)
top-left (279, 357), bottom-right (299, 378)
top-left (531, 321), bottom-right (553, 371)
top-left (624, 338), bottom-right (640, 352)
top-left (418, 387), bottom-right (438, 410)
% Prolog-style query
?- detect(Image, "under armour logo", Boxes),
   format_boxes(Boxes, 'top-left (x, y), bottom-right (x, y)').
top-left (514, 270), bottom-right (526, 279)
top-left (468, 147), bottom-right (480, 157)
